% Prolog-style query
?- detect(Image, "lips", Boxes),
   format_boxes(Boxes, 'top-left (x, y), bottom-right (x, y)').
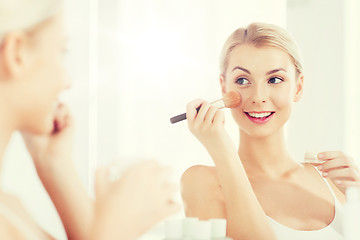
top-left (244, 111), bottom-right (275, 124)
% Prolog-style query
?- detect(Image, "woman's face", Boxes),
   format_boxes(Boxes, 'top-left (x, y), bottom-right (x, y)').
top-left (18, 13), bottom-right (70, 134)
top-left (220, 44), bottom-right (303, 138)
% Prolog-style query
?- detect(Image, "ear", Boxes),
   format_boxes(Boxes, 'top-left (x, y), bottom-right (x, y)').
top-left (0, 32), bottom-right (28, 79)
top-left (219, 74), bottom-right (227, 96)
top-left (294, 73), bottom-right (304, 102)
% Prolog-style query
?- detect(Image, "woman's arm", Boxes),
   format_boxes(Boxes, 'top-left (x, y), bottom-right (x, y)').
top-left (22, 104), bottom-right (93, 240)
top-left (23, 103), bottom-right (181, 240)
top-left (34, 156), bottom-right (93, 240)
top-left (181, 165), bottom-right (227, 219)
top-left (184, 100), bottom-right (276, 240)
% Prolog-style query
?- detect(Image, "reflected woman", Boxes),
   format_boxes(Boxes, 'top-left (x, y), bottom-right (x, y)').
top-left (181, 22), bottom-right (360, 240)
top-left (0, 1), bottom-right (178, 239)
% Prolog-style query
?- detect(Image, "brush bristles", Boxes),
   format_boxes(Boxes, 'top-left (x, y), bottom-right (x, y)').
top-left (223, 91), bottom-right (241, 108)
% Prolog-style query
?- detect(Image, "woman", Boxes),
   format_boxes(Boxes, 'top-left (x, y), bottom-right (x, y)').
top-left (0, 1), bottom-right (178, 239)
top-left (181, 22), bottom-right (360, 240)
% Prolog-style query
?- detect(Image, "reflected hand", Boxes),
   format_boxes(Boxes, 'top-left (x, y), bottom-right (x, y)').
top-left (317, 151), bottom-right (360, 194)
top-left (92, 160), bottom-right (180, 240)
top-left (21, 103), bottom-right (74, 167)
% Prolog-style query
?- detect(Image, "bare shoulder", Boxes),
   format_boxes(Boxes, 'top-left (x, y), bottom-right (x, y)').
top-left (180, 165), bottom-right (225, 219)
top-left (181, 165), bottom-right (218, 186)
top-left (302, 163), bottom-right (346, 204)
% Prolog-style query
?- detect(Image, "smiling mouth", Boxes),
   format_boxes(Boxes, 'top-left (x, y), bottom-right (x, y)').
top-left (245, 112), bottom-right (275, 119)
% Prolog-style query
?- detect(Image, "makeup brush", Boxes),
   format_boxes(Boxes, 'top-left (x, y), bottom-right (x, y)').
top-left (170, 91), bottom-right (241, 124)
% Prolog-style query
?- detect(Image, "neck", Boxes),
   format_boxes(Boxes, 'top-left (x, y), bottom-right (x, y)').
top-left (238, 127), bottom-right (300, 178)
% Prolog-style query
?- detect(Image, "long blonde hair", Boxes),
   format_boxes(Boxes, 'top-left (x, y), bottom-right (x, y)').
top-left (219, 22), bottom-right (303, 77)
top-left (0, 0), bottom-right (61, 43)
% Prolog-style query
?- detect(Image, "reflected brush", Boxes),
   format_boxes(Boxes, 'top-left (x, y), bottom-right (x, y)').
top-left (170, 91), bottom-right (241, 124)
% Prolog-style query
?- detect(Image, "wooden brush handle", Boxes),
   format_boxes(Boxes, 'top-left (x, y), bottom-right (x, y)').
top-left (170, 106), bottom-right (200, 124)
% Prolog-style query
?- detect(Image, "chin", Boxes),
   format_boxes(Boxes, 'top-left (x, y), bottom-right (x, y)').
top-left (30, 118), bottom-right (54, 135)
top-left (239, 123), bottom-right (283, 139)
top-left (242, 129), bottom-right (273, 139)
top-left (31, 125), bottom-right (52, 135)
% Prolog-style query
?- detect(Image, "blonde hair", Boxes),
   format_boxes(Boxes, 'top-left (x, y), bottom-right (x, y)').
top-left (0, 0), bottom-right (61, 43)
top-left (220, 22), bottom-right (303, 77)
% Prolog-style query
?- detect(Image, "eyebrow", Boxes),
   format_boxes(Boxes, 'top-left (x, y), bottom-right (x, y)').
top-left (232, 66), bottom-right (251, 74)
top-left (266, 68), bottom-right (287, 75)
top-left (232, 66), bottom-right (287, 75)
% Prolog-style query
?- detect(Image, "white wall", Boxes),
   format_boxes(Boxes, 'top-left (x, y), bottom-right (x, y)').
top-left (286, 0), bottom-right (360, 164)
top-left (343, 0), bottom-right (360, 162)
top-left (1, 0), bottom-right (91, 239)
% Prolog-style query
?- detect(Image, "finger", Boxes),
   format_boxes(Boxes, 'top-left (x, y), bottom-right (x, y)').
top-left (54, 104), bottom-right (65, 130)
top-left (53, 103), bottom-right (73, 133)
top-left (60, 104), bottom-right (73, 128)
top-left (323, 167), bottom-right (360, 181)
top-left (203, 106), bottom-right (218, 126)
top-left (333, 179), bottom-right (360, 188)
top-left (320, 157), bottom-right (353, 171)
top-left (318, 151), bottom-right (345, 161)
top-left (186, 99), bottom-right (205, 123)
top-left (194, 102), bottom-right (211, 126)
top-left (308, 162), bottom-right (323, 168)
top-left (213, 110), bottom-right (225, 126)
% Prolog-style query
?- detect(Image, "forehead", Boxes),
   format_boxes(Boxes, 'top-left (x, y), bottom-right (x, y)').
top-left (227, 44), bottom-right (295, 74)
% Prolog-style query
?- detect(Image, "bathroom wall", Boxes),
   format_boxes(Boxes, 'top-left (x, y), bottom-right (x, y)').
top-left (1, 0), bottom-right (91, 239)
top-left (286, 0), bottom-right (360, 163)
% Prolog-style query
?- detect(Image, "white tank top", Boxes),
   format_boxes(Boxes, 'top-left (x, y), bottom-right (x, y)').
top-left (267, 169), bottom-right (344, 240)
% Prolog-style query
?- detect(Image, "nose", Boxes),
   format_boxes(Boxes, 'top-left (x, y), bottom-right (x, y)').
top-left (249, 84), bottom-right (268, 104)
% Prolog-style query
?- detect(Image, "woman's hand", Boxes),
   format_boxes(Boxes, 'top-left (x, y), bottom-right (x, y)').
top-left (92, 161), bottom-right (180, 240)
top-left (186, 99), bottom-right (236, 156)
top-left (317, 151), bottom-right (360, 194)
top-left (21, 103), bottom-right (93, 240)
top-left (21, 102), bottom-right (74, 167)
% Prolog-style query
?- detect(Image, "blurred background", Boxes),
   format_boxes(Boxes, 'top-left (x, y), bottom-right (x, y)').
top-left (1, 0), bottom-right (359, 239)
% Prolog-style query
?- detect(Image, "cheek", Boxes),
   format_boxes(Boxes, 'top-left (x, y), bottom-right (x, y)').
top-left (271, 85), bottom-right (296, 109)
top-left (230, 107), bottom-right (244, 124)
top-left (273, 91), bottom-right (293, 108)
top-left (223, 80), bottom-right (236, 92)
top-left (42, 58), bottom-right (66, 92)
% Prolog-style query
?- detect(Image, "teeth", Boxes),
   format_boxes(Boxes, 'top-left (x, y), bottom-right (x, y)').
top-left (247, 112), bottom-right (273, 118)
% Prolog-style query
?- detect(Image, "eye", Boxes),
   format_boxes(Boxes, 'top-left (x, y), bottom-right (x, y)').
top-left (235, 77), bottom-right (250, 85)
top-left (268, 77), bottom-right (283, 84)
